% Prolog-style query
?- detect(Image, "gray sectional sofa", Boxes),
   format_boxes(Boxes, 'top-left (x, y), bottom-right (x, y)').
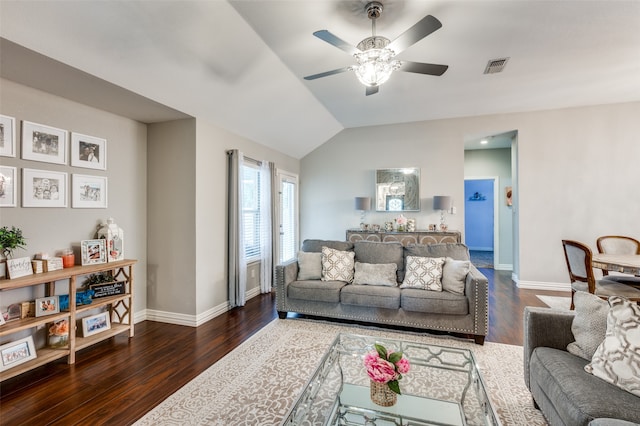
top-left (524, 307), bottom-right (640, 425)
top-left (275, 239), bottom-right (489, 344)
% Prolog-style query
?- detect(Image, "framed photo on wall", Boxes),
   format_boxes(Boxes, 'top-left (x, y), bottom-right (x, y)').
top-left (0, 336), bottom-right (37, 372)
top-left (72, 174), bottom-right (107, 208)
top-left (22, 168), bottom-right (67, 207)
top-left (71, 133), bottom-right (106, 170)
top-left (21, 121), bottom-right (67, 165)
top-left (80, 239), bottom-right (107, 265)
top-left (0, 166), bottom-right (17, 207)
top-left (0, 114), bottom-right (16, 157)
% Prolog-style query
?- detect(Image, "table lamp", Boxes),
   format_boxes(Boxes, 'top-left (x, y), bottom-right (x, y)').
top-left (433, 196), bottom-right (452, 229)
top-left (355, 197), bottom-right (371, 225)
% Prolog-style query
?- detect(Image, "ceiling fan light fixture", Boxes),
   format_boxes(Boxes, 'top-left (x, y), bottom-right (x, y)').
top-left (354, 48), bottom-right (401, 87)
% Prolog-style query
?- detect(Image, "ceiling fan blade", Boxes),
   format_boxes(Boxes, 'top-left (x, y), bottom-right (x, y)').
top-left (304, 67), bottom-right (351, 80)
top-left (387, 15), bottom-right (442, 55)
top-left (366, 86), bottom-right (379, 96)
top-left (398, 61), bottom-right (448, 76)
top-left (313, 30), bottom-right (361, 56)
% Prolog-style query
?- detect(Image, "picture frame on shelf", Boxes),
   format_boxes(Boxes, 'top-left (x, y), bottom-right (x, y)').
top-left (72, 174), bottom-right (107, 208)
top-left (0, 114), bottom-right (16, 157)
top-left (21, 120), bottom-right (67, 165)
top-left (0, 336), bottom-right (37, 372)
top-left (81, 311), bottom-right (111, 337)
top-left (0, 166), bottom-right (17, 207)
top-left (70, 132), bottom-right (106, 170)
top-left (35, 295), bottom-right (60, 317)
top-left (6, 257), bottom-right (33, 279)
top-left (22, 168), bottom-right (67, 208)
top-left (80, 239), bottom-right (107, 265)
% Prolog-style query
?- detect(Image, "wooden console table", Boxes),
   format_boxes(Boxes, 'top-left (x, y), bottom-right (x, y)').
top-left (346, 229), bottom-right (461, 246)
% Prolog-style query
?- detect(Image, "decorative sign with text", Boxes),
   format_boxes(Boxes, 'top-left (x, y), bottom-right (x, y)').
top-left (7, 257), bottom-right (33, 279)
top-left (90, 281), bottom-right (126, 299)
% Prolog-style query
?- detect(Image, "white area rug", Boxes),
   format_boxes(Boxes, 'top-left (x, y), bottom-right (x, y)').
top-left (134, 319), bottom-right (547, 425)
top-left (536, 295), bottom-right (572, 310)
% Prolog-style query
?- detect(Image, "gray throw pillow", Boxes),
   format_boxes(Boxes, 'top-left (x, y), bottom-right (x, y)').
top-left (297, 251), bottom-right (322, 280)
top-left (566, 291), bottom-right (609, 360)
top-left (352, 262), bottom-right (398, 286)
top-left (441, 257), bottom-right (469, 295)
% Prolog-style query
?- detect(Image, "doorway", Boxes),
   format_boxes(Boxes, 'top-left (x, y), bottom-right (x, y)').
top-left (464, 178), bottom-right (497, 268)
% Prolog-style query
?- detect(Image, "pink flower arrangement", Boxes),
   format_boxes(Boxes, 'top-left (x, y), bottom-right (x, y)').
top-left (395, 214), bottom-right (407, 226)
top-left (364, 343), bottom-right (411, 394)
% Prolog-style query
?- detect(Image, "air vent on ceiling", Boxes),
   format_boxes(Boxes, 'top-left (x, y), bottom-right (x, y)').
top-left (484, 57), bottom-right (510, 74)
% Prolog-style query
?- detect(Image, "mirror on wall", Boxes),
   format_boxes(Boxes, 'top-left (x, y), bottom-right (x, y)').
top-left (375, 168), bottom-right (420, 211)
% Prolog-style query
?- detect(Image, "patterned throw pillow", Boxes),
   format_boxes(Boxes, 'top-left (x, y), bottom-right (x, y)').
top-left (400, 256), bottom-right (445, 291)
top-left (321, 246), bottom-right (355, 283)
top-left (585, 296), bottom-right (640, 397)
top-left (352, 262), bottom-right (398, 286)
top-left (566, 291), bottom-right (609, 360)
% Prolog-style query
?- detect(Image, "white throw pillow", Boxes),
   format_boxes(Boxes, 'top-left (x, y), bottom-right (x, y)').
top-left (566, 291), bottom-right (609, 360)
top-left (297, 251), bottom-right (322, 280)
top-left (400, 256), bottom-right (445, 291)
top-left (321, 246), bottom-right (355, 283)
top-left (353, 262), bottom-right (397, 286)
top-left (585, 296), bottom-right (640, 397)
top-left (441, 257), bottom-right (469, 295)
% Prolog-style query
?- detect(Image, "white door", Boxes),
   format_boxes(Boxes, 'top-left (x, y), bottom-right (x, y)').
top-left (277, 171), bottom-right (298, 264)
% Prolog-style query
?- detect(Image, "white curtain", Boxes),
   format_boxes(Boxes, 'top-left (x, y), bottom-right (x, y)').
top-left (228, 150), bottom-right (246, 307)
top-left (259, 160), bottom-right (273, 293)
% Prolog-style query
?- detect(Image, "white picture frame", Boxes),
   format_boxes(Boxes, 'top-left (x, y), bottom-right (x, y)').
top-left (80, 239), bottom-right (107, 265)
top-left (0, 114), bottom-right (16, 157)
top-left (0, 166), bottom-right (17, 207)
top-left (81, 312), bottom-right (111, 337)
top-left (72, 174), bottom-right (107, 208)
top-left (21, 121), bottom-right (67, 165)
top-left (35, 295), bottom-right (60, 317)
top-left (22, 168), bottom-right (67, 208)
top-left (70, 132), bottom-right (106, 170)
top-left (0, 336), bottom-right (37, 372)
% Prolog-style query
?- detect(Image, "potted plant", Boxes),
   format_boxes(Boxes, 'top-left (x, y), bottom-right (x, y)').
top-left (0, 226), bottom-right (26, 259)
top-left (0, 226), bottom-right (26, 279)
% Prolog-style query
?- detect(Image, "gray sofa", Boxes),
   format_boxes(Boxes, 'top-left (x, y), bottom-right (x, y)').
top-left (275, 239), bottom-right (489, 344)
top-left (524, 307), bottom-right (640, 425)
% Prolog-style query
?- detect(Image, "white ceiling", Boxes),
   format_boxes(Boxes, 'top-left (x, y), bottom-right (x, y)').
top-left (1, 1), bottom-right (639, 159)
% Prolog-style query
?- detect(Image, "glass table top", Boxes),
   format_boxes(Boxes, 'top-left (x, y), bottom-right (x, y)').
top-left (281, 333), bottom-right (500, 426)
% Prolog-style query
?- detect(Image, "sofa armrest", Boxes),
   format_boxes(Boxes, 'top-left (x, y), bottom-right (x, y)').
top-left (523, 306), bottom-right (575, 389)
top-left (465, 264), bottom-right (489, 339)
top-left (274, 259), bottom-right (299, 312)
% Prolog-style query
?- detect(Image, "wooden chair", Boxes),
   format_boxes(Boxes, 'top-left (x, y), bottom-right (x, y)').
top-left (562, 239), bottom-right (640, 309)
top-left (596, 235), bottom-right (640, 287)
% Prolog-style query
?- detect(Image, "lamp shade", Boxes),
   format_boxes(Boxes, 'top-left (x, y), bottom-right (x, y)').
top-left (433, 196), bottom-right (452, 210)
top-left (355, 197), bottom-right (372, 211)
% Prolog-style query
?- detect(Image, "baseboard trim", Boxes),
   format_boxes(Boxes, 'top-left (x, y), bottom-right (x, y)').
top-left (142, 287), bottom-right (263, 327)
top-left (517, 280), bottom-right (570, 291)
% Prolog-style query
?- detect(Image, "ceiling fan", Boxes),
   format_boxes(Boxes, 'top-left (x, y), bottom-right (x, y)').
top-left (304, 1), bottom-right (448, 96)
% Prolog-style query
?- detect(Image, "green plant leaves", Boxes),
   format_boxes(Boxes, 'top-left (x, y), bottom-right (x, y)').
top-left (388, 380), bottom-right (401, 394)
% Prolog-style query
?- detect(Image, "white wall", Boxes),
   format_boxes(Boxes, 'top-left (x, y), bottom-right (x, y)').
top-left (300, 102), bottom-right (640, 289)
top-left (0, 78), bottom-right (148, 314)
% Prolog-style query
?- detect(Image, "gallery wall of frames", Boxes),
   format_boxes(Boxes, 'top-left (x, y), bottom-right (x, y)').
top-left (0, 114), bottom-right (107, 209)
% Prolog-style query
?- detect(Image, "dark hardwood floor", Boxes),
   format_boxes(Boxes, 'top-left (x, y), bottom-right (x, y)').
top-left (0, 269), bottom-right (568, 425)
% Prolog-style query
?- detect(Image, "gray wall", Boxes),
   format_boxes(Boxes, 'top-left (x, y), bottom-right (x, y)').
top-left (0, 78), bottom-right (148, 315)
top-left (464, 148), bottom-right (513, 269)
top-left (300, 102), bottom-right (640, 289)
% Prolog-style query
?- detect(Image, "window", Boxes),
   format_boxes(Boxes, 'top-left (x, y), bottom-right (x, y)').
top-left (242, 163), bottom-right (261, 261)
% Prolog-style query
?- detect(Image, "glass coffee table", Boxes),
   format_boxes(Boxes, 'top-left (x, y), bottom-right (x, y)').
top-left (281, 333), bottom-right (500, 425)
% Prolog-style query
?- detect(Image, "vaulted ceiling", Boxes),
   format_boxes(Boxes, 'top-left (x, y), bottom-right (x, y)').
top-left (1, 1), bottom-right (639, 159)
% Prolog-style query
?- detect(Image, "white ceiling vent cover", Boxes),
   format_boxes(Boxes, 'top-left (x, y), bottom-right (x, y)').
top-left (484, 57), bottom-right (510, 74)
